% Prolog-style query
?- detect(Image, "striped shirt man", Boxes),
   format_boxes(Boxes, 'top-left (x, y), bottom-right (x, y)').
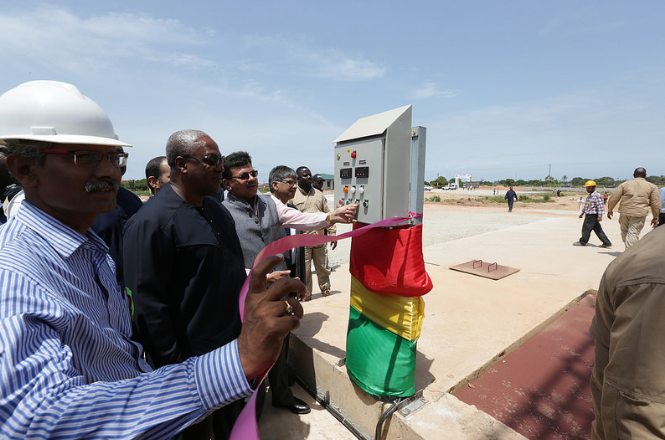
top-left (583, 190), bottom-right (605, 217)
top-left (0, 202), bottom-right (251, 439)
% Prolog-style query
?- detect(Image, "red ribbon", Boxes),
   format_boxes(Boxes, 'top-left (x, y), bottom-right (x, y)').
top-left (230, 215), bottom-right (412, 440)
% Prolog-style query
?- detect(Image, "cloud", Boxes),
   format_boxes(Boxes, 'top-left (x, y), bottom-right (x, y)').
top-left (412, 82), bottom-right (457, 99)
top-left (0, 4), bottom-right (213, 75)
top-left (240, 34), bottom-right (386, 81)
top-left (312, 51), bottom-right (387, 81)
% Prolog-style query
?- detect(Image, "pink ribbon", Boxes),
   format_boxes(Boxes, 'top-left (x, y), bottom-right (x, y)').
top-left (230, 215), bottom-right (412, 440)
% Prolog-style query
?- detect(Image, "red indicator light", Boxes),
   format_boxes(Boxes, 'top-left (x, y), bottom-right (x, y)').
top-left (351, 151), bottom-right (357, 159)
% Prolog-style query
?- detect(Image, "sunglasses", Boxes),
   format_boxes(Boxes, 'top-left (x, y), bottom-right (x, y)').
top-left (231, 170), bottom-right (259, 180)
top-left (181, 153), bottom-right (224, 167)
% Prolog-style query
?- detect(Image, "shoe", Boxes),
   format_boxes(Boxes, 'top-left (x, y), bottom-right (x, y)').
top-left (274, 397), bottom-right (311, 414)
top-left (572, 242), bottom-right (586, 246)
top-left (303, 294), bottom-right (312, 302)
top-left (600, 243), bottom-right (612, 248)
top-left (321, 290), bottom-right (330, 297)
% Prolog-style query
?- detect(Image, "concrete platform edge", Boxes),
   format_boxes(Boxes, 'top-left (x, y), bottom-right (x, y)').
top-left (289, 333), bottom-right (528, 440)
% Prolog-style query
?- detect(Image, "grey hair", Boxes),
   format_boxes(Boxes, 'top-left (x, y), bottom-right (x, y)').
top-left (2, 139), bottom-right (51, 166)
top-left (165, 129), bottom-right (209, 167)
top-left (268, 165), bottom-right (297, 193)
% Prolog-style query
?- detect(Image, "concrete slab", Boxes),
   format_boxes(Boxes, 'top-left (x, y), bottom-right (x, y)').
top-left (258, 204), bottom-right (623, 439)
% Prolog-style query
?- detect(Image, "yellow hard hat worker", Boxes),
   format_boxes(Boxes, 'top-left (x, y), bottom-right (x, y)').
top-left (584, 180), bottom-right (597, 187)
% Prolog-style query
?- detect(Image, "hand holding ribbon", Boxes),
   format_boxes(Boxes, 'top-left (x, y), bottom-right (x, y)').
top-left (230, 215), bottom-right (413, 440)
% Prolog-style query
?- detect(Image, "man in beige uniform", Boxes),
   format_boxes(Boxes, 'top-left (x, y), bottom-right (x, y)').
top-left (607, 167), bottom-right (660, 249)
top-left (289, 166), bottom-right (335, 301)
top-left (590, 224), bottom-right (665, 439)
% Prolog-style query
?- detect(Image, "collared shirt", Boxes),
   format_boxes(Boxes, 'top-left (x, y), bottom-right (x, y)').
top-left (607, 177), bottom-right (661, 218)
top-left (0, 201), bottom-right (251, 439)
top-left (590, 225), bottom-right (665, 438)
top-left (270, 193), bottom-right (329, 230)
top-left (583, 190), bottom-right (605, 216)
top-left (289, 186), bottom-right (336, 236)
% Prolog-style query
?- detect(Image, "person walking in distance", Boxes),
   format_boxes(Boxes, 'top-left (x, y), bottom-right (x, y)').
top-left (606, 167), bottom-right (660, 249)
top-left (573, 180), bottom-right (612, 248)
top-left (504, 186), bottom-right (518, 212)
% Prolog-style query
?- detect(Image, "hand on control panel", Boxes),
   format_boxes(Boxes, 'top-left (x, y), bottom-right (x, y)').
top-left (329, 203), bottom-right (357, 225)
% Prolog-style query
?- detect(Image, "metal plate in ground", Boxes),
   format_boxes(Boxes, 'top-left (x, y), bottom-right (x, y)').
top-left (449, 260), bottom-right (519, 280)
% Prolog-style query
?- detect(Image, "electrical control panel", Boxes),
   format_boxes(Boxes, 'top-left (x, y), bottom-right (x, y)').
top-left (334, 105), bottom-right (413, 224)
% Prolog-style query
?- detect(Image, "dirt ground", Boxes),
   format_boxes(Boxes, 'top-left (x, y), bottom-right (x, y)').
top-left (424, 188), bottom-right (589, 211)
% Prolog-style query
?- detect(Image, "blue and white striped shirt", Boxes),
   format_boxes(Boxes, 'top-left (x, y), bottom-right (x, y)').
top-left (0, 202), bottom-right (251, 439)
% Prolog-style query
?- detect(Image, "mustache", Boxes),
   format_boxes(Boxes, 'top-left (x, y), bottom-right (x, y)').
top-left (85, 180), bottom-right (119, 193)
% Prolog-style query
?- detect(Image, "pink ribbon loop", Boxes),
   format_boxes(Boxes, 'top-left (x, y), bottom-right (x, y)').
top-left (230, 215), bottom-right (411, 440)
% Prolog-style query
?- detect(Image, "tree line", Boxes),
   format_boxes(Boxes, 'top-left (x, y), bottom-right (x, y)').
top-left (122, 174), bottom-right (665, 194)
top-left (427, 175), bottom-right (665, 188)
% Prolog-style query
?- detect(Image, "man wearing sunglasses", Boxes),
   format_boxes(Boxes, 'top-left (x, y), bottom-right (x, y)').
top-left (222, 153), bottom-right (356, 416)
top-left (0, 81), bottom-right (304, 439)
top-left (124, 130), bottom-right (288, 439)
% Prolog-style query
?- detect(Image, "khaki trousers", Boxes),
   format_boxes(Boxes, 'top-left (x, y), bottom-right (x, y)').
top-left (304, 244), bottom-right (331, 296)
top-left (618, 214), bottom-right (646, 249)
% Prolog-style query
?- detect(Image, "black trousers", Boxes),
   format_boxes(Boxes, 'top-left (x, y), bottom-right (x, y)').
top-left (579, 214), bottom-right (612, 246)
top-left (255, 335), bottom-right (295, 420)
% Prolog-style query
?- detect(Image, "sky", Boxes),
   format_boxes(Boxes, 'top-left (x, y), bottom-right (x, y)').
top-left (1, 1), bottom-right (663, 182)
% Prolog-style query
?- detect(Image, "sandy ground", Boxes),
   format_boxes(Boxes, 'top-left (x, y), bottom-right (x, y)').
top-left (325, 188), bottom-right (588, 270)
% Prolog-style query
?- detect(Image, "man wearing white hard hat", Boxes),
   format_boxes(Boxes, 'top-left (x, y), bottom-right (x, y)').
top-left (0, 80), bottom-right (305, 438)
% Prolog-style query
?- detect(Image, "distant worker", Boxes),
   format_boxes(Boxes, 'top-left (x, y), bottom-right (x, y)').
top-left (573, 180), bottom-right (612, 248)
top-left (602, 191), bottom-right (609, 205)
top-left (607, 167), bottom-right (660, 249)
top-left (290, 166), bottom-right (336, 300)
top-left (312, 173), bottom-right (324, 192)
top-left (578, 196), bottom-right (585, 213)
top-left (659, 186), bottom-right (665, 227)
top-left (145, 155), bottom-right (170, 196)
top-left (504, 186), bottom-right (518, 212)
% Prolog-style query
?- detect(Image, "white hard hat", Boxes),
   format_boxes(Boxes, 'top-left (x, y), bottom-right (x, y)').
top-left (0, 80), bottom-right (131, 147)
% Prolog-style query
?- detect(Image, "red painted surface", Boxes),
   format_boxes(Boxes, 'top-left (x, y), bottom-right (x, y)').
top-left (455, 295), bottom-right (596, 440)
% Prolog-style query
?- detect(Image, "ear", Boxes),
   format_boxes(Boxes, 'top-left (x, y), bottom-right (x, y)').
top-left (271, 181), bottom-right (279, 193)
top-left (147, 176), bottom-right (159, 191)
top-left (222, 178), bottom-right (232, 191)
top-left (175, 157), bottom-right (188, 174)
top-left (5, 154), bottom-right (40, 188)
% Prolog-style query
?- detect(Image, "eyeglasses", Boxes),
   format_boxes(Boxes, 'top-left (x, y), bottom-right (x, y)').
top-left (231, 170), bottom-right (259, 180)
top-left (180, 153), bottom-right (224, 167)
top-left (39, 149), bottom-right (128, 167)
top-left (278, 179), bottom-right (297, 187)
